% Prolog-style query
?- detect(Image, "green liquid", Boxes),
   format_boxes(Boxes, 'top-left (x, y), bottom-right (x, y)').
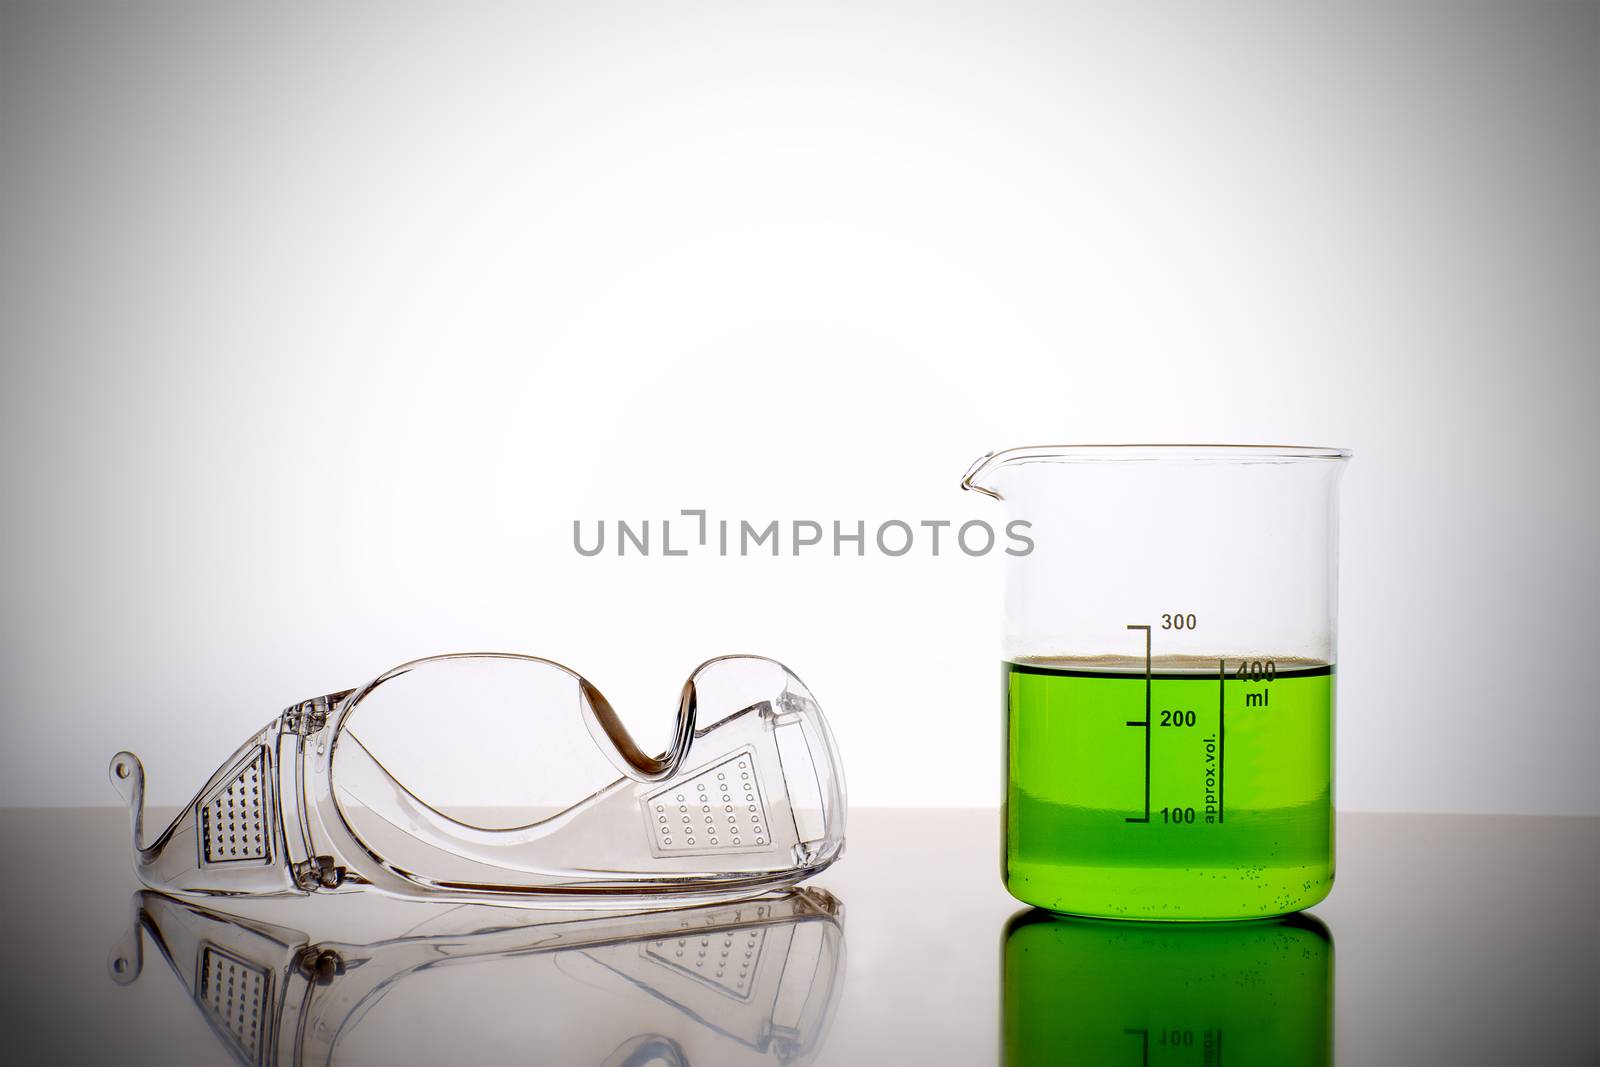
top-left (1005, 659), bottom-right (1334, 919)
top-left (1003, 910), bottom-right (1333, 1065)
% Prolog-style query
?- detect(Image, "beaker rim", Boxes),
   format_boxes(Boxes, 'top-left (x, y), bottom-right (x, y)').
top-left (962, 444), bottom-right (1351, 495)
top-left (976, 443), bottom-right (1352, 462)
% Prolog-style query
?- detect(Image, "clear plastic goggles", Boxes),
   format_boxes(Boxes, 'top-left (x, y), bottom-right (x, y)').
top-left (110, 654), bottom-right (846, 907)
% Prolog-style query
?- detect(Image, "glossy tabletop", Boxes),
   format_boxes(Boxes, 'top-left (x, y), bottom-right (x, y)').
top-left (2, 808), bottom-right (1595, 1065)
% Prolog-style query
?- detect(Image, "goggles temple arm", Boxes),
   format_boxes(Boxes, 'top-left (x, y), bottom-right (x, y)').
top-left (107, 687), bottom-right (356, 897)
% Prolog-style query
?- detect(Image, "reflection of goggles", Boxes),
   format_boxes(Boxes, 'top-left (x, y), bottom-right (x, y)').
top-left (112, 887), bottom-right (845, 1066)
top-left (110, 654), bottom-right (846, 906)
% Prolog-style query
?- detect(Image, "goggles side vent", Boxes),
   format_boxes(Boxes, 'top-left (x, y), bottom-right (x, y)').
top-left (643, 746), bottom-right (771, 855)
top-left (200, 747), bottom-right (271, 866)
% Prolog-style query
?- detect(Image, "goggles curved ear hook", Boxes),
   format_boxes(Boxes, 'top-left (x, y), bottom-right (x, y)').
top-left (108, 751), bottom-right (149, 860)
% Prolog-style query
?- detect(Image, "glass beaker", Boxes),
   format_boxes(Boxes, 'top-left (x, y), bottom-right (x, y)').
top-left (963, 445), bottom-right (1350, 920)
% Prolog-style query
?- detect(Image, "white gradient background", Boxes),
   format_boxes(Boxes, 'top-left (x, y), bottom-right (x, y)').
top-left (2, 0), bottom-right (1596, 815)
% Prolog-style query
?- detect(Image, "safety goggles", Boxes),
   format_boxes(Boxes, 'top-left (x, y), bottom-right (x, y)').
top-left (110, 653), bottom-right (846, 906)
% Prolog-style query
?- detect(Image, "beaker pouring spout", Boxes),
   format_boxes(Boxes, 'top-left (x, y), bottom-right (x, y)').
top-left (961, 450), bottom-right (1006, 500)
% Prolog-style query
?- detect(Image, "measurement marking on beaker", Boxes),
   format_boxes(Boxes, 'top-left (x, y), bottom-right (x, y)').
top-left (1217, 658), bottom-right (1226, 824)
top-left (1125, 624), bottom-right (1151, 824)
top-left (1123, 1028), bottom-right (1149, 1066)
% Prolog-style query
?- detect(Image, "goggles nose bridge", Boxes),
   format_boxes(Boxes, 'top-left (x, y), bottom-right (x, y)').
top-left (578, 676), bottom-right (697, 782)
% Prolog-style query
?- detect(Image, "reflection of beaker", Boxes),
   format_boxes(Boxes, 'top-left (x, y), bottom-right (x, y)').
top-left (964, 445), bottom-right (1350, 919)
top-left (1002, 910), bottom-right (1333, 1066)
